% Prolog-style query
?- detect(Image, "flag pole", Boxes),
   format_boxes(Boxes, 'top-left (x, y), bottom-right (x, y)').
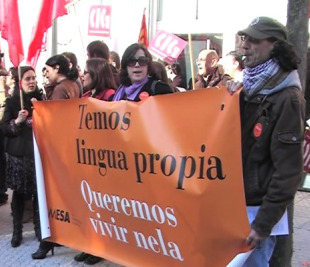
top-left (71, 2), bottom-right (85, 55)
top-left (18, 66), bottom-right (24, 109)
top-left (188, 33), bottom-right (196, 90)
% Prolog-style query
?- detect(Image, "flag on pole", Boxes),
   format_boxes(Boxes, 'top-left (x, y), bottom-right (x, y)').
top-left (138, 8), bottom-right (148, 47)
top-left (26, 0), bottom-right (69, 68)
top-left (0, 0), bottom-right (5, 31)
top-left (0, 0), bottom-right (24, 67)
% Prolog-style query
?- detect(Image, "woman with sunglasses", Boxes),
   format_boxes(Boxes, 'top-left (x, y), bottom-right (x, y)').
top-left (113, 43), bottom-right (173, 101)
top-left (1, 66), bottom-right (44, 249)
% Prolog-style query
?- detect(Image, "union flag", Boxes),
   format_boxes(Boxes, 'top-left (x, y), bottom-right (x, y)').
top-left (138, 8), bottom-right (148, 47)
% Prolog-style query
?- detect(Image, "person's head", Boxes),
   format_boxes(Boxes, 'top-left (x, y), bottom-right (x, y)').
top-left (62, 51), bottom-right (78, 69)
top-left (87, 40), bottom-right (110, 60)
top-left (153, 61), bottom-right (169, 83)
top-left (196, 49), bottom-right (219, 77)
top-left (5, 67), bottom-right (16, 95)
top-left (83, 58), bottom-right (117, 93)
top-left (238, 17), bottom-right (288, 68)
top-left (223, 51), bottom-right (244, 77)
top-left (120, 43), bottom-right (155, 86)
top-left (0, 67), bottom-right (7, 77)
top-left (171, 62), bottom-right (182, 76)
top-left (11, 66), bottom-right (37, 95)
top-left (109, 51), bottom-right (121, 71)
top-left (45, 54), bottom-right (78, 84)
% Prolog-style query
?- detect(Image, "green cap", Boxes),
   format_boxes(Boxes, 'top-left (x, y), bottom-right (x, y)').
top-left (238, 16), bottom-right (287, 41)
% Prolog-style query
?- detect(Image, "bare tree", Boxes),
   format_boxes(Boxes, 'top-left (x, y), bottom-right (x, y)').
top-left (286, 0), bottom-right (309, 91)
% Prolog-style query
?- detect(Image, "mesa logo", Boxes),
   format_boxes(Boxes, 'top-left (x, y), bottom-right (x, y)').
top-left (48, 208), bottom-right (70, 223)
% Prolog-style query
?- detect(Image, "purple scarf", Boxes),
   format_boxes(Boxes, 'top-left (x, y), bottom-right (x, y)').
top-left (113, 76), bottom-right (149, 101)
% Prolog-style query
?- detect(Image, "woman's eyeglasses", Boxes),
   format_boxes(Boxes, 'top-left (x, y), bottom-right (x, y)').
top-left (127, 56), bottom-right (149, 67)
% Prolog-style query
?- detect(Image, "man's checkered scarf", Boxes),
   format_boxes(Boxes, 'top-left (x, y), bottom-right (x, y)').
top-left (243, 58), bottom-right (279, 97)
top-left (243, 58), bottom-right (301, 98)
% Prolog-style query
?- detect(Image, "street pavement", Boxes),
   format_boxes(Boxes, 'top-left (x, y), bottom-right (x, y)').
top-left (0, 189), bottom-right (309, 267)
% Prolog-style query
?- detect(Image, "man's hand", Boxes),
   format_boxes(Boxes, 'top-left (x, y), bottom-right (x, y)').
top-left (246, 228), bottom-right (265, 250)
top-left (226, 80), bottom-right (243, 95)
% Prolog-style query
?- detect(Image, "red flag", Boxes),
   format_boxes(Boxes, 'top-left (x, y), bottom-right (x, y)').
top-left (0, 0), bottom-right (5, 30)
top-left (0, 0), bottom-right (24, 67)
top-left (26, 0), bottom-right (68, 67)
top-left (138, 8), bottom-right (148, 47)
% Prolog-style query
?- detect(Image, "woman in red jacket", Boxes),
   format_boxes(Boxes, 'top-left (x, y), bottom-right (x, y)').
top-left (74, 57), bottom-right (117, 265)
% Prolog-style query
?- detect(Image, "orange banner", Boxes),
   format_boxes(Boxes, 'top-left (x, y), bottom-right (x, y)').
top-left (32, 88), bottom-right (250, 267)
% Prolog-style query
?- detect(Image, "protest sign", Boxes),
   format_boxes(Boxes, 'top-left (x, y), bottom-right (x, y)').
top-left (33, 88), bottom-right (249, 266)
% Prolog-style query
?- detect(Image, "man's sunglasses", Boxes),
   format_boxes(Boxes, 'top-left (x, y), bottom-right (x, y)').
top-left (127, 56), bottom-right (149, 67)
top-left (240, 35), bottom-right (261, 44)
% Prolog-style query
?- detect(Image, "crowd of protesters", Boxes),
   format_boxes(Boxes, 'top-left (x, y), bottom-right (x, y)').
top-left (0, 15), bottom-right (306, 267)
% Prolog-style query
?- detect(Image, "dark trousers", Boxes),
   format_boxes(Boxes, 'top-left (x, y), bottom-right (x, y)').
top-left (0, 128), bottom-right (7, 201)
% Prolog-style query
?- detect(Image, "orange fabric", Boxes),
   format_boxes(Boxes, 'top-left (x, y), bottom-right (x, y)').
top-left (33, 88), bottom-right (250, 267)
top-left (138, 8), bottom-right (148, 47)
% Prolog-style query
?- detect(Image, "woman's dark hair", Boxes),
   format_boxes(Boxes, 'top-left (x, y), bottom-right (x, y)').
top-left (270, 39), bottom-right (301, 71)
top-left (45, 54), bottom-right (78, 81)
top-left (11, 66), bottom-right (39, 97)
top-left (153, 61), bottom-right (169, 82)
top-left (62, 51), bottom-right (78, 68)
top-left (87, 40), bottom-right (110, 60)
top-left (171, 62), bottom-right (182, 75)
top-left (109, 51), bottom-right (121, 71)
top-left (226, 50), bottom-right (245, 70)
top-left (11, 66), bottom-right (35, 84)
top-left (85, 58), bottom-right (117, 95)
top-left (0, 66), bottom-right (7, 76)
top-left (120, 43), bottom-right (155, 86)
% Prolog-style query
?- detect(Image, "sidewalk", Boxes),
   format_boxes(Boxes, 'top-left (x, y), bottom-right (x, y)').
top-left (0, 190), bottom-right (309, 267)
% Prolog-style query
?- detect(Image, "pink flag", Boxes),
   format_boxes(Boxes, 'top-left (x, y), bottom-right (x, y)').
top-left (0, 0), bottom-right (5, 30)
top-left (148, 30), bottom-right (188, 64)
top-left (0, 0), bottom-right (24, 67)
top-left (27, 0), bottom-right (68, 67)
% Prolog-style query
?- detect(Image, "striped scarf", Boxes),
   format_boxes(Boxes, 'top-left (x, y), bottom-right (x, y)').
top-left (243, 59), bottom-right (279, 97)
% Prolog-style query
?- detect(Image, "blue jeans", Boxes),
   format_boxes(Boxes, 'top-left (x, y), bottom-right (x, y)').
top-left (242, 236), bottom-right (276, 267)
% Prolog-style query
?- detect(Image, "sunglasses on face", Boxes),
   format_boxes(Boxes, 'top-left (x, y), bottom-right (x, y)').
top-left (127, 56), bottom-right (149, 67)
top-left (241, 35), bottom-right (261, 44)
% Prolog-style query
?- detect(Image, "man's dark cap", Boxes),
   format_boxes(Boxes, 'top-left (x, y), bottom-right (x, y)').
top-left (238, 16), bottom-right (287, 41)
